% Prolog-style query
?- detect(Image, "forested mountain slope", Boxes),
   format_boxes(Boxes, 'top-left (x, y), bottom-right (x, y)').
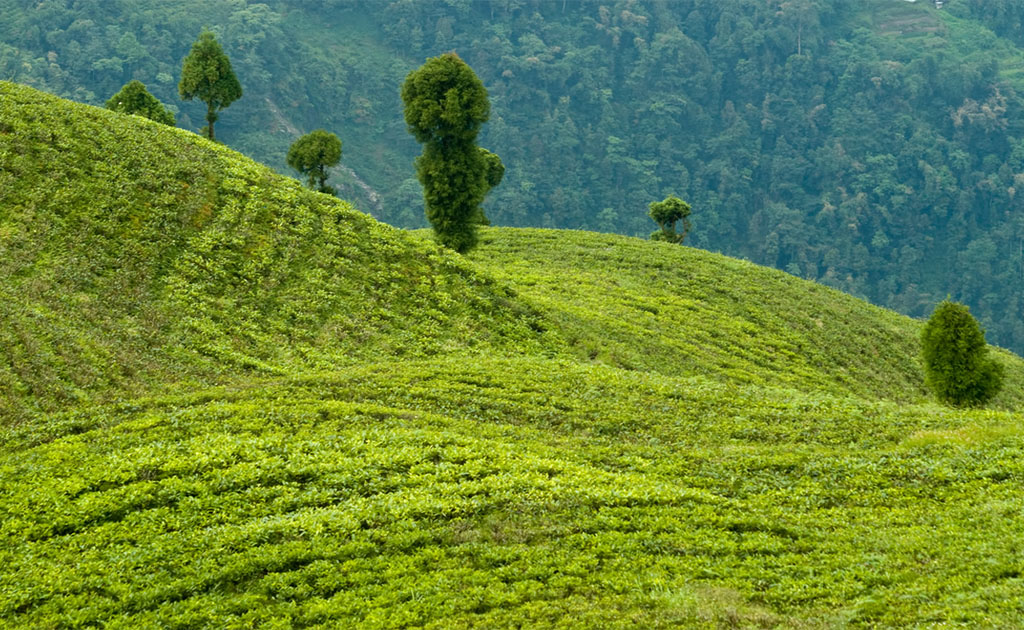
top-left (5, 0), bottom-right (1024, 355)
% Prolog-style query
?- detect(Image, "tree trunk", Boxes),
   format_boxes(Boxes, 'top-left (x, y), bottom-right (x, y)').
top-left (206, 103), bottom-right (217, 141)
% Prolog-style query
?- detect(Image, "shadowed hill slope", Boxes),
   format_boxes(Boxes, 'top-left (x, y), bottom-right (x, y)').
top-left (0, 82), bottom-right (552, 421)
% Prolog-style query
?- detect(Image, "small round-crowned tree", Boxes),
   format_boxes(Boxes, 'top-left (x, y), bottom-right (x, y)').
top-left (921, 299), bottom-right (1003, 407)
top-left (648, 196), bottom-right (692, 244)
top-left (287, 130), bottom-right (342, 194)
top-left (106, 80), bottom-right (175, 126)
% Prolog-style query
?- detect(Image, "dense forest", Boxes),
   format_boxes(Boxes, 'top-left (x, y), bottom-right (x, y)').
top-left (4, 0), bottom-right (1024, 353)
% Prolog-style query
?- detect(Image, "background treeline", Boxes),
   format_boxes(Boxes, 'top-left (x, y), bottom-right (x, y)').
top-left (5, 0), bottom-right (1024, 353)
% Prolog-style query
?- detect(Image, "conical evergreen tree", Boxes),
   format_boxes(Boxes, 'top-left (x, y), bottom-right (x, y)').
top-left (106, 80), bottom-right (175, 126)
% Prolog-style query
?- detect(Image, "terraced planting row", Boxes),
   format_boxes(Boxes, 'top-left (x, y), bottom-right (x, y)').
top-left (467, 229), bottom-right (1024, 406)
top-left (3, 358), bottom-right (1023, 628)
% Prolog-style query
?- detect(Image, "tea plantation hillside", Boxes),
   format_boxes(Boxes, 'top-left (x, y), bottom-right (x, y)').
top-left (466, 229), bottom-right (1024, 407)
top-left (3, 83), bottom-right (1024, 628)
top-left (0, 81), bottom-right (554, 422)
top-left (3, 360), bottom-right (1024, 628)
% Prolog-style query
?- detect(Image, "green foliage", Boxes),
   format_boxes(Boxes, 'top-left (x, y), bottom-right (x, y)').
top-left (105, 80), bottom-right (175, 126)
top-left (6, 81), bottom-right (1024, 629)
top-left (921, 300), bottom-right (1005, 407)
top-left (648, 195), bottom-right (691, 244)
top-left (10, 2), bottom-right (1024, 352)
top-left (480, 147), bottom-right (505, 191)
top-left (178, 29), bottom-right (242, 141)
top-left (402, 53), bottom-right (494, 253)
top-left (472, 148), bottom-right (505, 226)
top-left (0, 82), bottom-right (551, 422)
top-left (468, 229), bottom-right (991, 403)
top-left (401, 53), bottom-right (490, 146)
top-left (4, 358), bottom-right (1024, 628)
top-left (286, 129), bottom-right (342, 194)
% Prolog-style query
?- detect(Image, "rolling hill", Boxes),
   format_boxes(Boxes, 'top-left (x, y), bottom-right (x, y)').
top-left (2, 83), bottom-right (1024, 628)
top-left (0, 81), bottom-right (553, 422)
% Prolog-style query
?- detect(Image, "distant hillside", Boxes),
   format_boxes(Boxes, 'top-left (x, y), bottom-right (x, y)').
top-left (6, 0), bottom-right (1024, 355)
top-left (0, 81), bottom-right (553, 421)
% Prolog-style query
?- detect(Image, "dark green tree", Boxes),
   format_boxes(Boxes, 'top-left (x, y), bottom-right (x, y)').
top-left (401, 52), bottom-right (496, 253)
top-left (474, 147), bottom-right (505, 225)
top-left (287, 129), bottom-right (342, 194)
top-left (921, 299), bottom-right (1004, 407)
top-left (480, 147), bottom-right (505, 191)
top-left (178, 29), bottom-right (242, 142)
top-left (105, 80), bottom-right (175, 126)
top-left (648, 195), bottom-right (692, 244)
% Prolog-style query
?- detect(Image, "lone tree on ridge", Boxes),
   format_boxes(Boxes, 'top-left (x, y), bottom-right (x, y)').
top-left (179, 29), bottom-right (242, 142)
top-left (106, 80), bottom-right (175, 126)
top-left (648, 195), bottom-right (692, 244)
top-left (401, 52), bottom-right (501, 253)
top-left (287, 130), bottom-right (342, 194)
top-left (921, 299), bottom-right (1004, 407)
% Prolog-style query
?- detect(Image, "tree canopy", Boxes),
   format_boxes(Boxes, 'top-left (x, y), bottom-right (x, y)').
top-left (920, 300), bottom-right (1004, 407)
top-left (105, 80), bottom-right (175, 126)
top-left (178, 29), bottom-right (241, 141)
top-left (287, 130), bottom-right (342, 194)
top-left (648, 196), bottom-right (692, 244)
top-left (402, 53), bottom-right (497, 253)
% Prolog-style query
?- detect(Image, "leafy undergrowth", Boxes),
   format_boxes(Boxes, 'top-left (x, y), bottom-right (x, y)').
top-left (3, 358), bottom-right (1024, 628)
top-left (0, 82), bottom-right (553, 421)
top-left (468, 228), bottom-right (1024, 406)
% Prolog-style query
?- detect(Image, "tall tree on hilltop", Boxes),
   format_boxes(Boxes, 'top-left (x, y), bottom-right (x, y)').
top-left (401, 53), bottom-right (499, 253)
top-left (178, 29), bottom-right (242, 142)
top-left (287, 130), bottom-right (342, 194)
top-left (106, 80), bottom-right (175, 126)
top-left (921, 299), bottom-right (1004, 407)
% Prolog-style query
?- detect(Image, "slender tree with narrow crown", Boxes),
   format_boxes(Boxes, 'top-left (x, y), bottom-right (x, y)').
top-left (287, 130), bottom-right (342, 194)
top-left (106, 80), bottom-right (175, 126)
top-left (178, 29), bottom-right (242, 142)
top-left (401, 53), bottom-right (499, 253)
top-left (921, 299), bottom-right (1004, 407)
